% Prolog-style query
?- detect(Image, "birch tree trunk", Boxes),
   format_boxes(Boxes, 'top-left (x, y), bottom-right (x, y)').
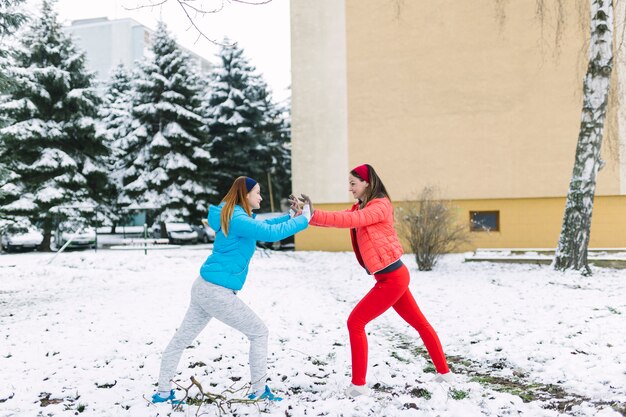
top-left (553, 0), bottom-right (614, 274)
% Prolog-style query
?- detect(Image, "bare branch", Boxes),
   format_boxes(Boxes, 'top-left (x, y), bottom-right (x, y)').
top-left (616, 0), bottom-right (626, 56)
top-left (178, 0), bottom-right (225, 14)
top-left (553, 0), bottom-right (565, 59)
top-left (494, 0), bottom-right (510, 33)
top-left (389, 0), bottom-right (405, 22)
top-left (396, 187), bottom-right (471, 271)
top-left (121, 0), bottom-right (272, 46)
top-left (232, 0), bottom-right (273, 4)
top-left (176, 0), bottom-right (233, 46)
top-left (122, 0), bottom-right (169, 11)
top-left (170, 376), bottom-right (266, 415)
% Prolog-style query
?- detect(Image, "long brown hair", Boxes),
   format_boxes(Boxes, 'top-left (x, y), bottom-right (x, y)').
top-left (351, 164), bottom-right (390, 209)
top-left (220, 176), bottom-right (253, 236)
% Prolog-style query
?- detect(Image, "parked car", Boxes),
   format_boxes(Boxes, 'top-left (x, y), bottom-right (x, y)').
top-left (0, 225), bottom-right (44, 252)
top-left (55, 223), bottom-right (96, 250)
top-left (152, 222), bottom-right (198, 244)
top-left (191, 222), bottom-right (216, 244)
top-left (254, 212), bottom-right (295, 250)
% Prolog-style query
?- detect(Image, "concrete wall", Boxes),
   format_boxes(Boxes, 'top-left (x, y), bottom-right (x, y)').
top-left (290, 0), bottom-right (350, 203)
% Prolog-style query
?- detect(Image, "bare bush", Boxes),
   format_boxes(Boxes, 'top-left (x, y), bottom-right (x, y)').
top-left (396, 187), bottom-right (471, 271)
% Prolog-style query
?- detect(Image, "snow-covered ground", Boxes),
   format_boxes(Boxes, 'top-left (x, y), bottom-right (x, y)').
top-left (0, 249), bottom-right (624, 417)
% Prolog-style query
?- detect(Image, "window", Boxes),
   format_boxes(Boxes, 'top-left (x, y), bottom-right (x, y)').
top-left (470, 211), bottom-right (500, 232)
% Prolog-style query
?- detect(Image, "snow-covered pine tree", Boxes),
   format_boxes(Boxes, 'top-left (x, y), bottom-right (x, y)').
top-left (0, 0), bottom-right (27, 213)
top-left (99, 64), bottom-right (135, 232)
top-left (0, 0), bottom-right (27, 91)
top-left (205, 41), bottom-right (289, 206)
top-left (121, 22), bottom-right (214, 223)
top-left (0, 0), bottom-right (26, 39)
top-left (262, 91), bottom-right (292, 211)
top-left (0, 0), bottom-right (110, 250)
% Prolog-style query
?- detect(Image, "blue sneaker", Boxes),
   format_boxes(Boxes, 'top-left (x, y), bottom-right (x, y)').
top-left (151, 390), bottom-right (184, 405)
top-left (248, 385), bottom-right (283, 401)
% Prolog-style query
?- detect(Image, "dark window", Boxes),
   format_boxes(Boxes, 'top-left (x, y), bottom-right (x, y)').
top-left (470, 211), bottom-right (500, 232)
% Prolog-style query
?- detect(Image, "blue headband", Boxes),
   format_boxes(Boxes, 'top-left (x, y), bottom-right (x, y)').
top-left (245, 177), bottom-right (257, 192)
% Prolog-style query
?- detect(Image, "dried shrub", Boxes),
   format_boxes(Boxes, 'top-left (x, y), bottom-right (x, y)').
top-left (396, 187), bottom-right (471, 271)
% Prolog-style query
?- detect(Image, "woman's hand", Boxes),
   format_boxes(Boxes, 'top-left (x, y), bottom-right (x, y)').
top-left (288, 194), bottom-right (302, 217)
top-left (299, 194), bottom-right (314, 214)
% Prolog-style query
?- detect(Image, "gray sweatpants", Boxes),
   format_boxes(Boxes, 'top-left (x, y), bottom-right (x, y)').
top-left (157, 277), bottom-right (269, 393)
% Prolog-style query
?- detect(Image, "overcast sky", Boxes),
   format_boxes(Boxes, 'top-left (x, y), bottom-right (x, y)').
top-left (25, 0), bottom-right (291, 101)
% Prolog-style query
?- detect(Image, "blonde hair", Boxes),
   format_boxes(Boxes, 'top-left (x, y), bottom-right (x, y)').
top-left (220, 176), bottom-right (253, 236)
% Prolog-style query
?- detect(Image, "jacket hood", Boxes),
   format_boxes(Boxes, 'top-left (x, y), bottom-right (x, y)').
top-left (208, 203), bottom-right (224, 232)
top-left (208, 203), bottom-right (253, 232)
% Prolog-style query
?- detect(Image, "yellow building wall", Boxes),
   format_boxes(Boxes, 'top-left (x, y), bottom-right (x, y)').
top-left (296, 196), bottom-right (626, 252)
top-left (343, 0), bottom-right (623, 201)
top-left (290, 1), bottom-right (626, 252)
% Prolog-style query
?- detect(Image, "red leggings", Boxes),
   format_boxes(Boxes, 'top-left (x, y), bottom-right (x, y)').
top-left (347, 265), bottom-right (450, 385)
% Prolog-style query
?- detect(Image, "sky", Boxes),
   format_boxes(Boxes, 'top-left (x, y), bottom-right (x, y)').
top-left (24, 0), bottom-right (292, 102)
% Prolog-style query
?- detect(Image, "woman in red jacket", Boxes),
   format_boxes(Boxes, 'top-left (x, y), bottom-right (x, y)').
top-left (306, 164), bottom-right (451, 397)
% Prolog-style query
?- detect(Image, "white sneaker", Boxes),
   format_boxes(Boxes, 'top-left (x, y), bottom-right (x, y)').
top-left (432, 372), bottom-right (454, 384)
top-left (345, 384), bottom-right (370, 397)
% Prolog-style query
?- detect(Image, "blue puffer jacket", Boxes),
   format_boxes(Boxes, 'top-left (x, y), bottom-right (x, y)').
top-left (200, 203), bottom-right (308, 290)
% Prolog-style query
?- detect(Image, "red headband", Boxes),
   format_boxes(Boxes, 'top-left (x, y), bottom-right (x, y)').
top-left (352, 164), bottom-right (370, 183)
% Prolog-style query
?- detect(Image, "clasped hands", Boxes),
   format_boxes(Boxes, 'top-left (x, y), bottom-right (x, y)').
top-left (288, 194), bottom-right (314, 221)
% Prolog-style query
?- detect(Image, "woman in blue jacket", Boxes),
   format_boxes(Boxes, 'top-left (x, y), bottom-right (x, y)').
top-left (152, 176), bottom-right (311, 403)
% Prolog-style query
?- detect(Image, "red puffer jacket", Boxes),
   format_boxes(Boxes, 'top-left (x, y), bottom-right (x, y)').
top-left (310, 197), bottom-right (403, 273)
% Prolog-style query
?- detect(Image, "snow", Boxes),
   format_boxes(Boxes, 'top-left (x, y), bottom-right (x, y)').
top-left (163, 122), bottom-right (199, 144)
top-left (192, 147), bottom-right (211, 160)
top-left (67, 88), bottom-right (89, 99)
top-left (35, 185), bottom-right (65, 203)
top-left (0, 119), bottom-right (62, 140)
top-left (31, 66), bottom-right (71, 87)
top-left (0, 182), bottom-right (20, 195)
top-left (151, 131), bottom-right (171, 149)
top-left (0, 98), bottom-right (37, 112)
top-left (153, 101), bottom-right (204, 123)
top-left (82, 158), bottom-right (104, 175)
top-left (163, 183), bottom-right (185, 200)
top-left (74, 116), bottom-right (97, 130)
top-left (149, 168), bottom-right (169, 185)
top-left (221, 97), bottom-right (236, 109)
top-left (124, 176), bottom-right (148, 192)
top-left (163, 153), bottom-right (197, 172)
top-left (222, 111), bottom-right (245, 125)
top-left (2, 194), bottom-right (36, 211)
top-left (162, 91), bottom-right (185, 101)
top-left (30, 149), bottom-right (77, 171)
top-left (0, 251), bottom-right (623, 417)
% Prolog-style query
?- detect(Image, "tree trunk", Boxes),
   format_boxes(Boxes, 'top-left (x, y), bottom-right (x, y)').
top-left (41, 229), bottom-right (53, 252)
top-left (554, 0), bottom-right (614, 275)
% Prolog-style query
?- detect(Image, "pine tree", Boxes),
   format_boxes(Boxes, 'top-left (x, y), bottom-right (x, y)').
top-left (205, 41), bottom-right (290, 209)
top-left (99, 64), bottom-right (135, 232)
top-left (263, 92), bottom-right (292, 212)
top-left (0, 0), bottom-right (110, 250)
top-left (0, 0), bottom-right (27, 91)
top-left (120, 22), bottom-right (214, 223)
top-left (0, 0), bottom-right (27, 213)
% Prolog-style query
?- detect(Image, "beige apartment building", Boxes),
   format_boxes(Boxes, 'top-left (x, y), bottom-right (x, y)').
top-left (290, 0), bottom-right (626, 251)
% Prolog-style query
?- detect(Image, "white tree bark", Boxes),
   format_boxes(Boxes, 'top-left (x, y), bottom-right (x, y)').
top-left (554, 0), bottom-right (614, 274)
